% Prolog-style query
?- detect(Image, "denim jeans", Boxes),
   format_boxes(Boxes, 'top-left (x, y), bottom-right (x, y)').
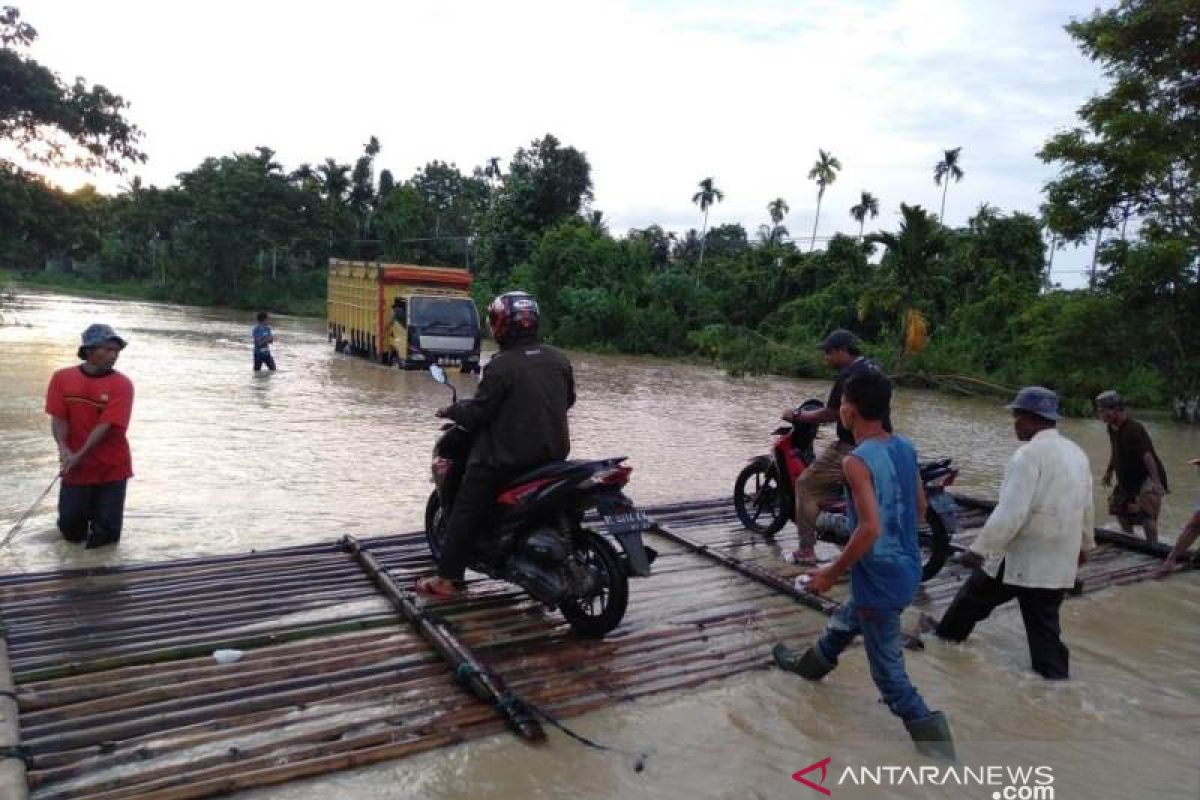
top-left (817, 598), bottom-right (932, 722)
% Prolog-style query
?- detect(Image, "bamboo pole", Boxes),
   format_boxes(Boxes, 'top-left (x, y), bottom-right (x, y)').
top-left (30, 667), bottom-right (463, 774)
top-left (341, 535), bottom-right (544, 742)
top-left (0, 622), bottom-right (28, 800)
top-left (14, 615), bottom-right (398, 684)
top-left (19, 635), bottom-right (413, 713)
top-left (647, 523), bottom-right (840, 615)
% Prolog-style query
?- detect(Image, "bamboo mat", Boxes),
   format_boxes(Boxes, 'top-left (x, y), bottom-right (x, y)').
top-left (0, 497), bottom-right (1172, 800)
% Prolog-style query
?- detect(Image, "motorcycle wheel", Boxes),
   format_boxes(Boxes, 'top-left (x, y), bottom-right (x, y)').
top-left (733, 461), bottom-right (790, 536)
top-left (424, 491), bottom-right (446, 561)
top-left (919, 507), bottom-right (951, 582)
top-left (560, 530), bottom-right (629, 639)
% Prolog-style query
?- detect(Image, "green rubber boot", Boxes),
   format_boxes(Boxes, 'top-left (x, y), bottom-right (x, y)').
top-left (904, 711), bottom-right (957, 761)
top-left (772, 643), bottom-right (835, 681)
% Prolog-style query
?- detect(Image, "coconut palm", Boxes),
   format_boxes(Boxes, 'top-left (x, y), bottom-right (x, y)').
top-left (864, 203), bottom-right (950, 356)
top-left (849, 191), bottom-right (879, 240)
top-left (691, 177), bottom-right (724, 283)
top-left (933, 147), bottom-right (964, 221)
top-left (759, 197), bottom-right (789, 245)
top-left (807, 149), bottom-right (842, 251)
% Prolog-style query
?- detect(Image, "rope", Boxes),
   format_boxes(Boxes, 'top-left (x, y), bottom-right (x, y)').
top-left (455, 663), bottom-right (648, 770)
top-left (0, 690), bottom-right (18, 703)
top-left (1, 475), bottom-right (60, 548)
top-left (0, 745), bottom-right (31, 767)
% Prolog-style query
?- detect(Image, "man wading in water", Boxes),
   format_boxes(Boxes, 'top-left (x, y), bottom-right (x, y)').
top-left (920, 387), bottom-right (1094, 680)
top-left (773, 368), bottom-right (954, 760)
top-left (1096, 390), bottom-right (1168, 545)
top-left (45, 324), bottom-right (135, 548)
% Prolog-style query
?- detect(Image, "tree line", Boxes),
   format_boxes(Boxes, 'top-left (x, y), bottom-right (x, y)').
top-left (1, 2), bottom-right (1196, 410)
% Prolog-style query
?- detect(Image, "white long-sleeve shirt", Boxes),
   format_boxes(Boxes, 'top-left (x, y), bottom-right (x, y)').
top-left (970, 428), bottom-right (1096, 589)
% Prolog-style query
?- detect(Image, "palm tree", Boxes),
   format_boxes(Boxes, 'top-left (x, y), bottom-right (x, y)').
top-left (691, 177), bottom-right (724, 283)
top-left (483, 157), bottom-right (503, 188)
top-left (865, 203), bottom-right (949, 355)
top-left (807, 149), bottom-right (842, 251)
top-left (760, 197), bottom-right (789, 245)
top-left (933, 147), bottom-right (964, 221)
top-left (849, 191), bottom-right (879, 240)
top-left (587, 209), bottom-right (608, 235)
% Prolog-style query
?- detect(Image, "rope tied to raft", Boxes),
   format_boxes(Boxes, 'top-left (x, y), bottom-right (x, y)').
top-left (454, 663), bottom-right (648, 770)
top-left (1, 474), bottom-right (60, 548)
top-left (0, 745), bottom-right (32, 767)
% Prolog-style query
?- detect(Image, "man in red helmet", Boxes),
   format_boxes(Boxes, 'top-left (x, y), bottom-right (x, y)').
top-left (416, 291), bottom-right (576, 598)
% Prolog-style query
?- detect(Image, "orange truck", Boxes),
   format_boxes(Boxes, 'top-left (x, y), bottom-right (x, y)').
top-left (326, 259), bottom-right (482, 372)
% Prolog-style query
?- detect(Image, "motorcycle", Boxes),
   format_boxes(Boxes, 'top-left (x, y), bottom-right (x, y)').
top-left (423, 365), bottom-right (655, 638)
top-left (733, 399), bottom-right (957, 581)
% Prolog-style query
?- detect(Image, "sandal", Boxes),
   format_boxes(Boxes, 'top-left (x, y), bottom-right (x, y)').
top-left (790, 549), bottom-right (818, 567)
top-left (414, 576), bottom-right (459, 599)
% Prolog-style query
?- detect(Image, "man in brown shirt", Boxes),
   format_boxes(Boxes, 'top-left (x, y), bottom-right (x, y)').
top-left (1096, 390), bottom-right (1168, 544)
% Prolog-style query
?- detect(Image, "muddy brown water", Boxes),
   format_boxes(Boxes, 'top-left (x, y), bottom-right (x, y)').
top-left (1, 290), bottom-right (1197, 799)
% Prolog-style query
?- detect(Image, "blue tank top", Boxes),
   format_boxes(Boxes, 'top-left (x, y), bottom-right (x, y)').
top-left (845, 434), bottom-right (922, 610)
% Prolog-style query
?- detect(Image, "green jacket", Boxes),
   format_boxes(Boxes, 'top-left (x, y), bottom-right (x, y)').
top-left (445, 338), bottom-right (575, 471)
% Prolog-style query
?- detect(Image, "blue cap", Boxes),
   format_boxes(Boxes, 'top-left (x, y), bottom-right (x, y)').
top-left (1005, 386), bottom-right (1059, 421)
top-left (77, 324), bottom-right (127, 359)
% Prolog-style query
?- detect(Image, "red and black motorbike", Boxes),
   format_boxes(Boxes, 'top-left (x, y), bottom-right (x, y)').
top-left (733, 399), bottom-right (957, 581)
top-left (423, 365), bottom-right (655, 638)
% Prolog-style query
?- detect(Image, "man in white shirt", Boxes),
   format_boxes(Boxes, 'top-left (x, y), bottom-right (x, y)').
top-left (920, 387), bottom-right (1095, 680)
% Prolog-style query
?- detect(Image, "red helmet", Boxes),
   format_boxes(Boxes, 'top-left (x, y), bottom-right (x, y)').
top-left (488, 291), bottom-right (540, 345)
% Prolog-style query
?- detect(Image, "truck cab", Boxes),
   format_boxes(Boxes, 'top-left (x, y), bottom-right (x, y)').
top-left (394, 294), bottom-right (481, 372)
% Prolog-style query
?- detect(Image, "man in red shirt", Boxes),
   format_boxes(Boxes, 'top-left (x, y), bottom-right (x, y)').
top-left (45, 324), bottom-right (135, 548)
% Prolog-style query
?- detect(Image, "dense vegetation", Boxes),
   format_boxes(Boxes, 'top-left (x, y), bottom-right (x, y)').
top-left (1, 2), bottom-right (1196, 410)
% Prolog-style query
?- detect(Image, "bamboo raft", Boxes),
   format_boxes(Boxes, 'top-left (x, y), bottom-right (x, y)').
top-left (0, 495), bottom-right (1188, 799)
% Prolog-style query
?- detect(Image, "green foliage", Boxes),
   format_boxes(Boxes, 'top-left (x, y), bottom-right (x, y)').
top-left (0, 6), bottom-right (144, 172)
top-left (1040, 0), bottom-right (1198, 246)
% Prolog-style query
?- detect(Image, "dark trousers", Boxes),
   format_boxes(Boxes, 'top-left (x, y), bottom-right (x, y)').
top-left (58, 480), bottom-right (127, 548)
top-left (935, 563), bottom-right (1069, 679)
top-left (437, 465), bottom-right (512, 581)
top-left (254, 350), bottom-right (277, 371)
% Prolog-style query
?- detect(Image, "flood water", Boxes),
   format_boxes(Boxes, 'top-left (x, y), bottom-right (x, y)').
top-left (1, 290), bottom-right (1198, 799)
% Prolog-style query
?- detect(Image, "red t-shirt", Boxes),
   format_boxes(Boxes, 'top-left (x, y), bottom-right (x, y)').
top-left (45, 366), bottom-right (135, 485)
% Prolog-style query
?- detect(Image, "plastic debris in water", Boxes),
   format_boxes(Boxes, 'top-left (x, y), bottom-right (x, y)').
top-left (212, 649), bottom-right (244, 664)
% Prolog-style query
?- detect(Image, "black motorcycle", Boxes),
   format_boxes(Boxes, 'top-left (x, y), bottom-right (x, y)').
top-left (423, 365), bottom-right (654, 638)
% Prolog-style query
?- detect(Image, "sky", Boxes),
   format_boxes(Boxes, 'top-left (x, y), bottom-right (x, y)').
top-left (15, 0), bottom-right (1110, 286)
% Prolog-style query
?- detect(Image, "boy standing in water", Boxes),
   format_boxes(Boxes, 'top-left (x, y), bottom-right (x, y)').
top-left (252, 311), bottom-right (276, 372)
top-left (773, 368), bottom-right (953, 759)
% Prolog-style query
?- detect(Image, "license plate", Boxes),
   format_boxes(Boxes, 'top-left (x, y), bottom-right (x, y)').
top-left (603, 510), bottom-right (650, 536)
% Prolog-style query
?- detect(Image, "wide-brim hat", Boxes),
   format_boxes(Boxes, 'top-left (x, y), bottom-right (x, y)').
top-left (77, 324), bottom-right (128, 359)
top-left (1004, 385), bottom-right (1060, 421)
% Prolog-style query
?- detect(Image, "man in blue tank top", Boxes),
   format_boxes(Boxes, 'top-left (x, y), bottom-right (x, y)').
top-left (773, 368), bottom-right (954, 760)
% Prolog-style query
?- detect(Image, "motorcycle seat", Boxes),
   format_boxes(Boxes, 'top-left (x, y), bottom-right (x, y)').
top-left (505, 458), bottom-right (625, 488)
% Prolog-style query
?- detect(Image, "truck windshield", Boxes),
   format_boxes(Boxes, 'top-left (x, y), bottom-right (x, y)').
top-left (409, 297), bottom-right (479, 333)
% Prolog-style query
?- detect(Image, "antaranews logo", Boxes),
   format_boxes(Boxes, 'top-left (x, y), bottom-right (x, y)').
top-left (792, 758), bottom-right (832, 796)
top-left (792, 759), bottom-right (1055, 799)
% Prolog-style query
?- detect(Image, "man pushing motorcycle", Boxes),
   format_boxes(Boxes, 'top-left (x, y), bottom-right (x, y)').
top-left (783, 329), bottom-right (888, 565)
top-left (415, 291), bottom-right (576, 598)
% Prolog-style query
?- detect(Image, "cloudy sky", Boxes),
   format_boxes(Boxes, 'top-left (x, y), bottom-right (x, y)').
top-left (20, 0), bottom-right (1108, 284)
